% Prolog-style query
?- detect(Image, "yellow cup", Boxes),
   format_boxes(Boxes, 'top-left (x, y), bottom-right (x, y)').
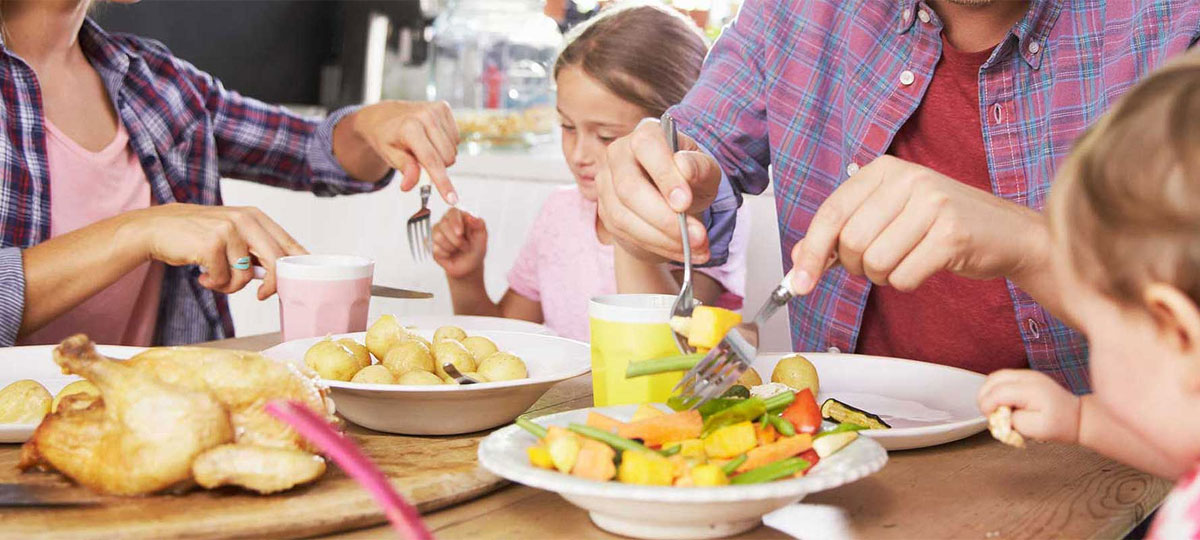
top-left (589, 294), bottom-right (684, 407)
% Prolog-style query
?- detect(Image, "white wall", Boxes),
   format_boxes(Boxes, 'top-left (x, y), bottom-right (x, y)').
top-left (219, 147), bottom-right (793, 352)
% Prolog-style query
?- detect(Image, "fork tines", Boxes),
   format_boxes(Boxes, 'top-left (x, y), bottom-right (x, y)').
top-left (672, 332), bottom-right (754, 409)
top-left (407, 185), bottom-right (434, 262)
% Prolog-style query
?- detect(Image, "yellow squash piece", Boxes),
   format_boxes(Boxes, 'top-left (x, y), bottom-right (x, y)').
top-left (631, 403), bottom-right (667, 422)
top-left (547, 434), bottom-right (582, 474)
top-left (690, 464), bottom-right (730, 487)
top-left (664, 438), bottom-right (706, 460)
top-left (527, 445), bottom-right (555, 470)
top-left (617, 451), bottom-right (674, 486)
top-left (687, 306), bottom-right (742, 350)
top-left (702, 421), bottom-right (757, 459)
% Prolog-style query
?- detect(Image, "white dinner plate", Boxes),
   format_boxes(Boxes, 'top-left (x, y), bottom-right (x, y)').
top-left (0, 344), bottom-right (146, 443)
top-left (754, 352), bottom-right (987, 450)
top-left (479, 404), bottom-right (887, 539)
top-left (262, 329), bottom-right (589, 435)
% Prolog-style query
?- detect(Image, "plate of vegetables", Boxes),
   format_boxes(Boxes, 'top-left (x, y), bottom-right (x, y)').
top-left (477, 389), bottom-right (887, 539)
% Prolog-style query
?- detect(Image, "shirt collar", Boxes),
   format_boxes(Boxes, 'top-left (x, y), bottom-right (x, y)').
top-left (895, 0), bottom-right (1062, 70)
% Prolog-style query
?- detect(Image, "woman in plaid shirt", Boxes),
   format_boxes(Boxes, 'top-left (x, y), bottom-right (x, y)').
top-left (0, 0), bottom-right (460, 347)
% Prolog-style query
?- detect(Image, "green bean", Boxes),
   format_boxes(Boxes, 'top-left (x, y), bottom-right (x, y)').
top-left (758, 413), bottom-right (770, 431)
top-left (730, 457), bottom-right (812, 484)
top-left (568, 424), bottom-right (654, 455)
top-left (515, 416), bottom-right (548, 439)
top-left (814, 422), bottom-right (867, 439)
top-left (658, 444), bottom-right (682, 458)
top-left (625, 354), bottom-right (704, 378)
top-left (765, 391), bottom-right (796, 413)
top-left (721, 454), bottom-right (748, 476)
top-left (767, 414), bottom-right (796, 437)
top-left (702, 397), bottom-right (767, 436)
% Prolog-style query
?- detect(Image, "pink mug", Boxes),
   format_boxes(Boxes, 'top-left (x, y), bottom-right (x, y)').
top-left (276, 255), bottom-right (374, 342)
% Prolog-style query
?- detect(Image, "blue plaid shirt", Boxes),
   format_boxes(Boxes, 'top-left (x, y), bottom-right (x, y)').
top-left (0, 20), bottom-right (387, 347)
top-left (674, 0), bottom-right (1200, 393)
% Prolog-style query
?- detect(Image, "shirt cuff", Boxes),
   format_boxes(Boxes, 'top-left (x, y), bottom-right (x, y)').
top-left (693, 142), bottom-right (740, 268)
top-left (306, 105), bottom-right (395, 195)
top-left (0, 248), bottom-right (26, 346)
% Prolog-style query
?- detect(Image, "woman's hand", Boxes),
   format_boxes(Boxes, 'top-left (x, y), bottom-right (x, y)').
top-left (127, 203), bottom-right (307, 299)
top-left (347, 100), bottom-right (460, 203)
top-left (431, 208), bottom-right (488, 279)
top-left (788, 155), bottom-right (1051, 297)
top-left (977, 369), bottom-right (1081, 444)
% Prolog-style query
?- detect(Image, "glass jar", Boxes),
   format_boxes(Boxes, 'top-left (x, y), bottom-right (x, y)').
top-left (429, 0), bottom-right (562, 150)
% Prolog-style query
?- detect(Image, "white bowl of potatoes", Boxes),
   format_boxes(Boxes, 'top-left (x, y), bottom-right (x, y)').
top-left (261, 316), bottom-right (591, 435)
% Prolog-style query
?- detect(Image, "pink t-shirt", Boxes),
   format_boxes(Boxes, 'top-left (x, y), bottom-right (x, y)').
top-left (1150, 463), bottom-right (1200, 539)
top-left (507, 187), bottom-right (750, 342)
top-left (18, 120), bottom-right (163, 347)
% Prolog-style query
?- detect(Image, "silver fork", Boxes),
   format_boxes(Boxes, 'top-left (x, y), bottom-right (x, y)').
top-left (443, 362), bottom-right (480, 385)
top-left (662, 113), bottom-right (696, 354)
top-left (406, 184), bottom-right (433, 262)
top-left (673, 256), bottom-right (838, 409)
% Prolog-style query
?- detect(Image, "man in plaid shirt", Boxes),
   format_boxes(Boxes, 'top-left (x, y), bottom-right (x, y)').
top-left (597, 0), bottom-right (1200, 394)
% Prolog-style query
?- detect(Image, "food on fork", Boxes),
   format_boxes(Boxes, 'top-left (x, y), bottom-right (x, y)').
top-left (987, 406), bottom-right (1025, 448)
top-left (668, 306), bottom-right (743, 351)
top-left (0, 380), bottom-right (52, 424)
top-left (18, 335), bottom-right (336, 496)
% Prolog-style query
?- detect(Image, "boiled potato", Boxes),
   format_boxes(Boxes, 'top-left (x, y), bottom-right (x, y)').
top-left (432, 340), bottom-right (476, 379)
top-left (351, 365), bottom-right (396, 384)
top-left (0, 380), bottom-right (52, 424)
top-left (382, 341), bottom-right (435, 377)
top-left (772, 354), bottom-right (819, 396)
top-left (406, 334), bottom-right (432, 350)
top-left (52, 380), bottom-right (100, 412)
top-left (365, 315), bottom-right (410, 360)
top-left (736, 368), bottom-right (763, 387)
top-left (396, 370), bottom-right (444, 385)
top-left (305, 338), bottom-right (370, 381)
top-left (477, 352), bottom-right (528, 382)
top-left (433, 325), bottom-right (468, 343)
top-left (338, 339), bottom-right (371, 369)
top-left (461, 335), bottom-right (499, 361)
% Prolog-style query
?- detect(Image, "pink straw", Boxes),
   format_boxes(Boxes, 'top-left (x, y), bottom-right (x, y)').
top-left (266, 400), bottom-right (434, 540)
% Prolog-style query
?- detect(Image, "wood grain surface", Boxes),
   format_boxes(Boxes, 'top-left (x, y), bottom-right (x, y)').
top-left (0, 333), bottom-right (1171, 539)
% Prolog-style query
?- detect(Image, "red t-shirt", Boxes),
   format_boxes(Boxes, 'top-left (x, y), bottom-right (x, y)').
top-left (856, 37), bottom-right (1028, 374)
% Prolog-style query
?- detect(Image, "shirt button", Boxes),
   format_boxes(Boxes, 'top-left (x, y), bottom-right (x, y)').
top-left (845, 162), bottom-right (860, 176)
top-left (992, 103), bottom-right (1004, 124)
top-left (899, 70), bottom-right (916, 86)
top-left (1027, 319), bottom-right (1042, 339)
top-left (917, 9), bottom-right (931, 23)
top-left (1028, 41), bottom-right (1041, 54)
top-left (827, 346), bottom-right (842, 354)
top-left (903, 8), bottom-right (911, 21)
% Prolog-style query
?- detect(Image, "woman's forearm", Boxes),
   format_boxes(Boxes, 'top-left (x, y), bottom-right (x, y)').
top-left (1077, 395), bottom-right (1184, 479)
top-left (446, 271), bottom-right (502, 317)
top-left (19, 212), bottom-right (148, 337)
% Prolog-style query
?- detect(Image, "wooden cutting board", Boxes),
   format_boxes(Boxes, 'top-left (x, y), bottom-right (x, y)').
top-left (0, 422), bottom-right (506, 539)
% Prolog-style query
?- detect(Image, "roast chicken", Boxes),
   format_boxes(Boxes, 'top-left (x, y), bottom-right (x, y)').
top-left (19, 335), bottom-right (336, 496)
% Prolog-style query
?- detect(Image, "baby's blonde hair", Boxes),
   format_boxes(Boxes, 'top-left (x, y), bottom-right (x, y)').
top-left (1052, 54), bottom-right (1200, 305)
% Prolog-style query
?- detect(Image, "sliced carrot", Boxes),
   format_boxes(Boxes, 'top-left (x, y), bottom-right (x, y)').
top-left (736, 434), bottom-right (813, 473)
top-left (617, 410), bottom-right (703, 447)
top-left (571, 439), bottom-right (617, 481)
top-left (755, 423), bottom-right (778, 446)
top-left (586, 411), bottom-right (625, 433)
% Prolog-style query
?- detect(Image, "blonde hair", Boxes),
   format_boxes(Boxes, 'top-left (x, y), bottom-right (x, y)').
top-left (1052, 54), bottom-right (1200, 305)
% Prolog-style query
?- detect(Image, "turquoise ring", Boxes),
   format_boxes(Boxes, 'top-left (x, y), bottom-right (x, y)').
top-left (232, 256), bottom-right (252, 271)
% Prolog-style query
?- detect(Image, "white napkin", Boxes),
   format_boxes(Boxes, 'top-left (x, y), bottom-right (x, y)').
top-left (763, 503), bottom-right (854, 540)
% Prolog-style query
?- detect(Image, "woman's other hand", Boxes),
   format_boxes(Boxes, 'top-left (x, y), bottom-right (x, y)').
top-left (431, 208), bottom-right (487, 279)
top-left (125, 203), bottom-right (306, 299)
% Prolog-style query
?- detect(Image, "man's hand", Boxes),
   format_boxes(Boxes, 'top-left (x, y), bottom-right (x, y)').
top-left (789, 155), bottom-right (1050, 295)
top-left (595, 118), bottom-right (724, 263)
top-left (978, 369), bottom-right (1081, 443)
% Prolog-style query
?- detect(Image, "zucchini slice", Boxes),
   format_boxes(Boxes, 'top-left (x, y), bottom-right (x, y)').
top-left (820, 398), bottom-right (891, 430)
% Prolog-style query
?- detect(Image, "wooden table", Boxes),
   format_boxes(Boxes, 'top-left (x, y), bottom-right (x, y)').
top-left (212, 334), bottom-right (1171, 539)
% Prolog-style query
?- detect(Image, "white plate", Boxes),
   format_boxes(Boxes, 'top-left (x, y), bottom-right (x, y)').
top-left (755, 352), bottom-right (987, 450)
top-left (0, 345), bottom-right (146, 443)
top-left (262, 330), bottom-right (589, 435)
top-left (388, 315), bottom-right (555, 335)
top-left (479, 405), bottom-right (887, 539)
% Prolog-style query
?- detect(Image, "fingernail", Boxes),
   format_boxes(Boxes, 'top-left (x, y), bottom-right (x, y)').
top-left (668, 188), bottom-right (688, 211)
top-left (792, 270), bottom-right (814, 295)
top-left (447, 192), bottom-right (459, 206)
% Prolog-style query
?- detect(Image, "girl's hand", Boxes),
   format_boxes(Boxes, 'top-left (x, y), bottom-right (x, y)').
top-left (351, 101), bottom-right (460, 203)
top-left (431, 208), bottom-right (488, 279)
top-left (977, 369), bottom-right (1082, 444)
top-left (127, 203), bottom-right (307, 299)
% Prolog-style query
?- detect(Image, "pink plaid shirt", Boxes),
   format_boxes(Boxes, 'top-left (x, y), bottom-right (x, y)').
top-left (672, 0), bottom-right (1200, 393)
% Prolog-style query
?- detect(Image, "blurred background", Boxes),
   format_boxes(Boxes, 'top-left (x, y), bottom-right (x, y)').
top-left (93, 0), bottom-right (789, 351)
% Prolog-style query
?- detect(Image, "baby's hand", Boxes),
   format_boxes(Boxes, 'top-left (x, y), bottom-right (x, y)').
top-left (431, 208), bottom-right (488, 279)
top-left (977, 369), bottom-right (1081, 444)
